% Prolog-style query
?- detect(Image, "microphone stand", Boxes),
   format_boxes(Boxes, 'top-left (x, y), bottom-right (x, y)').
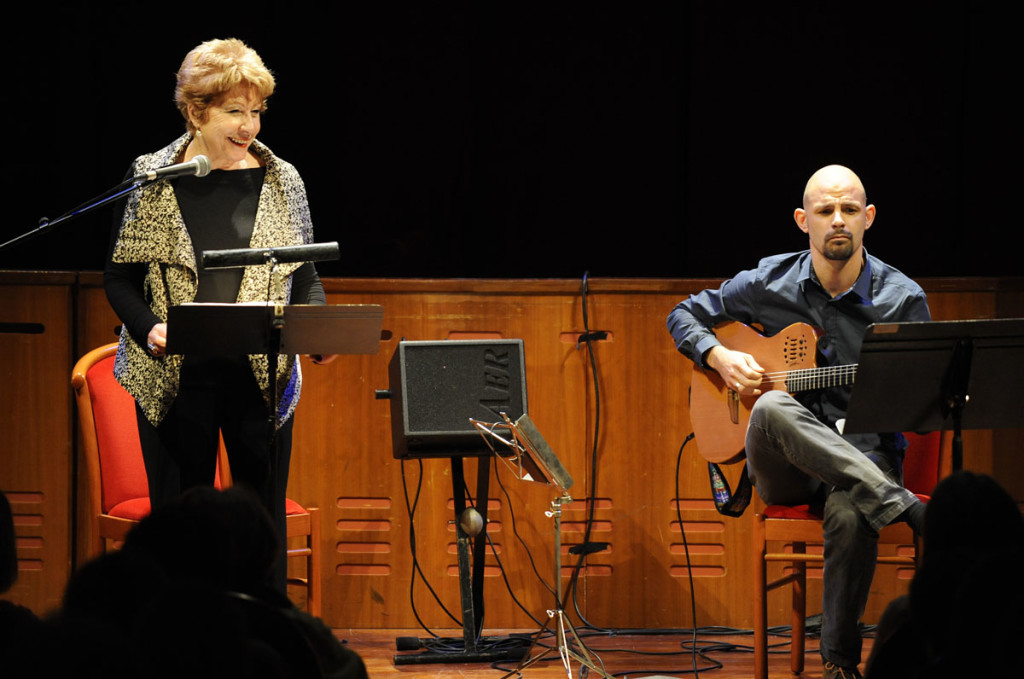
top-left (199, 242), bottom-right (341, 515)
top-left (1, 156), bottom-right (209, 254)
top-left (0, 177), bottom-right (143, 254)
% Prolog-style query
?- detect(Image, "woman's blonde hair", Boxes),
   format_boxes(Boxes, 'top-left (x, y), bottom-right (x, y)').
top-left (175, 38), bottom-right (275, 133)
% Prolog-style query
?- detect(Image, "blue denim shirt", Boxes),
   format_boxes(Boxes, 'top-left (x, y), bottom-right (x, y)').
top-left (667, 249), bottom-right (931, 453)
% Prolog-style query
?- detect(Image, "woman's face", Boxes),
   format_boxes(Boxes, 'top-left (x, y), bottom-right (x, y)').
top-left (190, 85), bottom-right (263, 170)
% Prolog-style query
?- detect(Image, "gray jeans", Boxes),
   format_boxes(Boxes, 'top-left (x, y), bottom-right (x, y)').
top-left (745, 391), bottom-right (918, 668)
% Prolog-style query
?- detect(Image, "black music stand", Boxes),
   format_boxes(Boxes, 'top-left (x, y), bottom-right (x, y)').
top-left (166, 303), bottom-right (384, 357)
top-left (166, 302), bottom-right (383, 491)
top-left (844, 318), bottom-right (1024, 470)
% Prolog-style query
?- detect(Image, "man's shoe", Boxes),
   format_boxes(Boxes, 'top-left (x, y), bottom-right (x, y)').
top-left (823, 660), bottom-right (863, 679)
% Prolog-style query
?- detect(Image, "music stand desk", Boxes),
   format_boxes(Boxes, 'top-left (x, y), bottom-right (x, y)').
top-left (166, 303), bottom-right (383, 356)
top-left (845, 318), bottom-right (1024, 470)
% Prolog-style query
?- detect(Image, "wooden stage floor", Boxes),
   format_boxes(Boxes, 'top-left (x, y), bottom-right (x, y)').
top-left (335, 626), bottom-right (873, 679)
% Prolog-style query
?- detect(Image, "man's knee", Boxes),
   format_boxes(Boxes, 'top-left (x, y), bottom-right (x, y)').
top-left (749, 390), bottom-right (796, 427)
top-left (823, 496), bottom-right (875, 541)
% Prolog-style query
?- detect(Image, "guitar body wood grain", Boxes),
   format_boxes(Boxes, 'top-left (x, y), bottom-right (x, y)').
top-left (689, 322), bottom-right (819, 464)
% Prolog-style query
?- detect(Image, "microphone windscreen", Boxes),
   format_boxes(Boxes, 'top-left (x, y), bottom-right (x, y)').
top-left (194, 155), bottom-right (211, 177)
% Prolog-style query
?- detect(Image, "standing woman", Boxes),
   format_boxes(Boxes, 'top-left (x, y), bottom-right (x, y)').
top-left (104, 38), bottom-right (326, 591)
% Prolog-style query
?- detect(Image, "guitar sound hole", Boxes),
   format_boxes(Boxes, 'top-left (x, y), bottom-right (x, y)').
top-left (783, 337), bottom-right (809, 365)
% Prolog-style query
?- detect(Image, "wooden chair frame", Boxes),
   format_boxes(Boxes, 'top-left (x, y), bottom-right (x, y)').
top-left (751, 431), bottom-right (952, 678)
top-left (72, 343), bottom-right (322, 617)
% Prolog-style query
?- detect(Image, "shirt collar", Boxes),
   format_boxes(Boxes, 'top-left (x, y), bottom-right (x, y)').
top-left (850, 248), bottom-right (874, 301)
top-left (798, 248), bottom-right (874, 301)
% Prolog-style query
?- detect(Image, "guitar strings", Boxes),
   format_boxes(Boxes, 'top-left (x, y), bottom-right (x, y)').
top-left (756, 364), bottom-right (857, 388)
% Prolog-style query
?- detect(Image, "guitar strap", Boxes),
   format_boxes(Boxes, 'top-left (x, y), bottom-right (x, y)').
top-left (708, 460), bottom-right (752, 517)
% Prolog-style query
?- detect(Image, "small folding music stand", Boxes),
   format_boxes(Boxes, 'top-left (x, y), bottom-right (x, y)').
top-left (844, 318), bottom-right (1024, 470)
top-left (472, 413), bottom-right (614, 679)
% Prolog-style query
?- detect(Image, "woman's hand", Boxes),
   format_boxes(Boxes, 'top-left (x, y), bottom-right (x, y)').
top-left (707, 345), bottom-right (764, 395)
top-left (147, 323), bottom-right (167, 357)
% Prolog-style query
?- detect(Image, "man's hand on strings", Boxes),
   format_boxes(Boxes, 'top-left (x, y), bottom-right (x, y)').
top-left (707, 346), bottom-right (764, 395)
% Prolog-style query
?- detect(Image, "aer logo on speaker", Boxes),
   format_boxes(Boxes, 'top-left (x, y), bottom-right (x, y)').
top-left (481, 348), bottom-right (513, 417)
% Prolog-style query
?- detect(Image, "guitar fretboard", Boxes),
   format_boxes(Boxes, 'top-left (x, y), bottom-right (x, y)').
top-left (780, 364), bottom-right (858, 393)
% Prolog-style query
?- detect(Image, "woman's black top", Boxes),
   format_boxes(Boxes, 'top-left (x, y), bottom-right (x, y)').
top-left (105, 167), bottom-right (325, 346)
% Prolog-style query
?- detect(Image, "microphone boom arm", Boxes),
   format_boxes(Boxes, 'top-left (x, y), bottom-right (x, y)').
top-left (1, 177), bottom-right (143, 254)
top-left (1, 155), bottom-right (210, 255)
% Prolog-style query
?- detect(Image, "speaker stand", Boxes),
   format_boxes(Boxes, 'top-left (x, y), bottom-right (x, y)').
top-left (393, 455), bottom-right (529, 665)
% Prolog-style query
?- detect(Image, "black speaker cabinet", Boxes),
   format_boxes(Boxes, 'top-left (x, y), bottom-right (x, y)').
top-left (388, 339), bottom-right (528, 458)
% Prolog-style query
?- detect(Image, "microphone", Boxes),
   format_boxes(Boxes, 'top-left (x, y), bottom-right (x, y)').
top-left (202, 242), bottom-right (341, 269)
top-left (134, 155), bottom-right (211, 182)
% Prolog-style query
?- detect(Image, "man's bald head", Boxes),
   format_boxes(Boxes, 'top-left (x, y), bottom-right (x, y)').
top-left (802, 165), bottom-right (868, 209)
top-left (794, 165), bottom-right (876, 270)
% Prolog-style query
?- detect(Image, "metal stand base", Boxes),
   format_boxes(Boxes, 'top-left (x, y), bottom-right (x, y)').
top-left (394, 636), bottom-right (530, 665)
top-left (394, 455), bottom-right (532, 666)
top-left (500, 494), bottom-right (614, 679)
top-left (500, 608), bottom-right (614, 679)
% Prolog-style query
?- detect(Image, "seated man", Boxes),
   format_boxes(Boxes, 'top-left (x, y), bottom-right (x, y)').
top-left (667, 165), bottom-right (928, 679)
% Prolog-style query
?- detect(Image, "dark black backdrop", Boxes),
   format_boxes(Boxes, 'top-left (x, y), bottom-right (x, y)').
top-left (2, 4), bottom-right (1017, 279)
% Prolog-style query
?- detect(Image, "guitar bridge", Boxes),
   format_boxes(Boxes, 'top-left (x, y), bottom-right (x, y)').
top-left (728, 388), bottom-right (740, 424)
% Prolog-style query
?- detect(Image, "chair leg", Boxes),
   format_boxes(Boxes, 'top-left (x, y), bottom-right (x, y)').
top-left (790, 541), bottom-right (806, 674)
top-left (753, 515), bottom-right (769, 679)
top-left (307, 506), bottom-right (322, 618)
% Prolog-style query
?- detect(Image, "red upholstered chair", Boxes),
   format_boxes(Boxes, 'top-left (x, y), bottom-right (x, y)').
top-left (72, 343), bottom-right (322, 617)
top-left (751, 430), bottom-right (952, 679)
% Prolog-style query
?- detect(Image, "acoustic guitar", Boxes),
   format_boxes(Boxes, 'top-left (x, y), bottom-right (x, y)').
top-left (689, 322), bottom-right (857, 464)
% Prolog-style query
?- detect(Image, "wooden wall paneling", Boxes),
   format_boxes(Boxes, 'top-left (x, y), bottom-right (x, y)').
top-left (257, 277), bottom-right (1024, 631)
top-left (290, 340), bottom-right (402, 628)
top-left (0, 273), bottom-right (75, 616)
top-left (293, 283), bottom-right (595, 630)
top-left (924, 283), bottom-right (996, 322)
top-left (419, 286), bottom-right (584, 632)
top-left (477, 299), bottom-right (591, 632)
top-left (922, 278), bottom-right (1024, 501)
top-left (75, 272), bottom-right (122, 356)
top-left (8, 271), bottom-right (1022, 631)
top-left (553, 286), bottom-right (737, 630)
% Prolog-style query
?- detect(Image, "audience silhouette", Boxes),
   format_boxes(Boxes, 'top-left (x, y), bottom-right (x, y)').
top-left (865, 471), bottom-right (1024, 678)
top-left (1, 490), bottom-right (18, 593)
top-left (1, 490), bottom-right (44, 669)
top-left (3, 486), bottom-right (366, 679)
top-left (7, 468), bottom-right (1024, 677)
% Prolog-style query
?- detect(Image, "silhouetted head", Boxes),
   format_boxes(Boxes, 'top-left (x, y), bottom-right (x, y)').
top-left (1, 490), bottom-right (17, 593)
top-left (122, 486), bottom-right (281, 596)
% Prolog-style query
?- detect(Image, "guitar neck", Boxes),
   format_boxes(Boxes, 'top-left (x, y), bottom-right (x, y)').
top-left (782, 364), bottom-right (858, 393)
